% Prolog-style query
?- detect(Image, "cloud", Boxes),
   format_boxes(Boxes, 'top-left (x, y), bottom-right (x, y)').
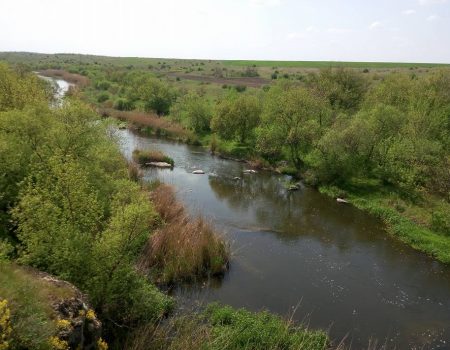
top-left (402, 9), bottom-right (416, 15)
top-left (419, 0), bottom-right (447, 5)
top-left (369, 21), bottom-right (383, 29)
top-left (427, 14), bottom-right (439, 20)
top-left (249, 0), bottom-right (281, 7)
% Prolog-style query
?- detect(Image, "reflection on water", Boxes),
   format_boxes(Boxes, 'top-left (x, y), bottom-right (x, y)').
top-left (118, 128), bottom-right (450, 349)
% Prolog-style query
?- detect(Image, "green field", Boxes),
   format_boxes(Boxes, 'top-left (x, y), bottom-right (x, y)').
top-left (223, 59), bottom-right (450, 68)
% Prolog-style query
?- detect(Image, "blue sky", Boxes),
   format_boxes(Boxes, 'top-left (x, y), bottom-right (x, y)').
top-left (1, 0), bottom-right (449, 62)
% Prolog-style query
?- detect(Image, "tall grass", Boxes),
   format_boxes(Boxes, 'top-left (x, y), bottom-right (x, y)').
top-left (139, 185), bottom-right (229, 284)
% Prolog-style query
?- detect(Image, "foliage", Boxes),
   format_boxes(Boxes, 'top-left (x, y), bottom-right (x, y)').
top-left (0, 62), bottom-right (49, 111)
top-left (170, 92), bottom-right (212, 134)
top-left (0, 299), bottom-right (12, 350)
top-left (139, 77), bottom-right (175, 115)
top-left (211, 92), bottom-right (261, 144)
top-left (257, 83), bottom-right (331, 169)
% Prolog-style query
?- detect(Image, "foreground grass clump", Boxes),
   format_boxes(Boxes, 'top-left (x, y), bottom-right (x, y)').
top-left (0, 262), bottom-right (73, 349)
top-left (133, 149), bottom-right (175, 166)
top-left (140, 185), bottom-right (229, 283)
top-left (126, 303), bottom-right (328, 350)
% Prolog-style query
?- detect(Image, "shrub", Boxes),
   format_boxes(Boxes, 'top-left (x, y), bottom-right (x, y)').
top-left (234, 85), bottom-right (246, 93)
top-left (431, 206), bottom-right (450, 236)
top-left (114, 98), bottom-right (134, 111)
top-left (97, 92), bottom-right (109, 103)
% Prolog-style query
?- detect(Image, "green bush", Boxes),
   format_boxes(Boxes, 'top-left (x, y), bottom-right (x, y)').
top-left (114, 98), bottom-right (134, 111)
top-left (97, 92), bottom-right (109, 103)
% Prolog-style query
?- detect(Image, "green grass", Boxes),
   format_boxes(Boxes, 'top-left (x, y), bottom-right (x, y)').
top-left (126, 303), bottom-right (329, 350)
top-left (0, 262), bottom-right (75, 349)
top-left (223, 59), bottom-right (450, 68)
top-left (319, 181), bottom-right (450, 264)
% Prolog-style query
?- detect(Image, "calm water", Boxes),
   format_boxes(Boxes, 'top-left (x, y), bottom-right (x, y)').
top-left (118, 128), bottom-right (450, 349)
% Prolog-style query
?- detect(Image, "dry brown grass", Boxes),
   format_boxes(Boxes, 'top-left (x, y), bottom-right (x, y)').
top-left (100, 108), bottom-right (194, 141)
top-left (38, 69), bottom-right (89, 87)
top-left (139, 184), bottom-right (229, 284)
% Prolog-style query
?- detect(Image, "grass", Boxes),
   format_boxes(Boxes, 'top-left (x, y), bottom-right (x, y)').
top-left (320, 181), bottom-right (450, 264)
top-left (0, 262), bottom-right (75, 349)
top-left (139, 184), bottom-right (229, 284)
top-left (223, 60), bottom-right (450, 69)
top-left (132, 149), bottom-right (175, 167)
top-left (125, 303), bottom-right (329, 350)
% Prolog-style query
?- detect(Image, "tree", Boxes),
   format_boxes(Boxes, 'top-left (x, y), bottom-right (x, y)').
top-left (211, 92), bottom-right (261, 144)
top-left (308, 67), bottom-right (368, 112)
top-left (138, 78), bottom-right (175, 115)
top-left (257, 84), bottom-right (331, 168)
top-left (171, 93), bottom-right (212, 134)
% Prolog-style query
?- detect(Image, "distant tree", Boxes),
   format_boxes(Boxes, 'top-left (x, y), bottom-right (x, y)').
top-left (138, 78), bottom-right (175, 115)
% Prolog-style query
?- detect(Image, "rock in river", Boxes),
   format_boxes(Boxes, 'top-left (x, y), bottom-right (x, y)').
top-left (146, 162), bottom-right (173, 168)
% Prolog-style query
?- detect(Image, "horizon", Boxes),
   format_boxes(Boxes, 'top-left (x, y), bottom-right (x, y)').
top-left (2, 50), bottom-right (450, 65)
top-left (1, 0), bottom-right (450, 63)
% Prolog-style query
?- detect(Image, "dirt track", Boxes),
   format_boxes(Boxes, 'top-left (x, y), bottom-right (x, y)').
top-left (167, 73), bottom-right (270, 88)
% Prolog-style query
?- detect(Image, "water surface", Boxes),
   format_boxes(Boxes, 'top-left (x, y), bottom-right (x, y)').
top-left (119, 129), bottom-right (450, 349)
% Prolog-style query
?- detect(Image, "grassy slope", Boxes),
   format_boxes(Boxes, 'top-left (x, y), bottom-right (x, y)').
top-left (0, 262), bottom-right (75, 349)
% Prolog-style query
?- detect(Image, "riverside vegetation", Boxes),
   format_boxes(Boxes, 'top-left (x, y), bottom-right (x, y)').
top-left (0, 61), bottom-right (330, 349)
top-left (2, 52), bottom-right (448, 264)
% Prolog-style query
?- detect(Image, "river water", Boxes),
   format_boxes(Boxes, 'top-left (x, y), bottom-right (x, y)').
top-left (119, 129), bottom-right (450, 350)
top-left (49, 77), bottom-right (450, 349)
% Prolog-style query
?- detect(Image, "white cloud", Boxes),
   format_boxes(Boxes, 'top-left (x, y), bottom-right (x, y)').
top-left (427, 14), bottom-right (439, 20)
top-left (419, 0), bottom-right (448, 5)
top-left (369, 21), bottom-right (383, 29)
top-left (249, 0), bottom-right (281, 7)
top-left (402, 9), bottom-right (416, 15)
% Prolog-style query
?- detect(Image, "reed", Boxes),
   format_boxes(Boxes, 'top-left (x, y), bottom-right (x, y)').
top-left (139, 185), bottom-right (229, 283)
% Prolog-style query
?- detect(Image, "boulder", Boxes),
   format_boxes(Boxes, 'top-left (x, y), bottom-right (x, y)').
top-left (146, 162), bottom-right (173, 168)
top-left (337, 198), bottom-right (349, 204)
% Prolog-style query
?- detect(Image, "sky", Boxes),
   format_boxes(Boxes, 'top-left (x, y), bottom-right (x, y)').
top-left (1, 0), bottom-right (449, 63)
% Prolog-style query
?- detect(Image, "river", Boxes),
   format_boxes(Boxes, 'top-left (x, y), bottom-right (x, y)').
top-left (119, 129), bottom-right (450, 349)
top-left (51, 77), bottom-right (450, 349)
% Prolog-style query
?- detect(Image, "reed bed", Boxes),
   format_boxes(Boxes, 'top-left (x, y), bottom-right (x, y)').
top-left (139, 184), bottom-right (229, 284)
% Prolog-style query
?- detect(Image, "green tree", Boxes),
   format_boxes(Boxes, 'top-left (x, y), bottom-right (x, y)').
top-left (257, 84), bottom-right (331, 168)
top-left (138, 78), bottom-right (175, 115)
top-left (211, 92), bottom-right (261, 144)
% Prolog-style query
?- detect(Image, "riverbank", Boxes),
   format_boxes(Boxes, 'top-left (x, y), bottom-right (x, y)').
top-left (320, 183), bottom-right (450, 264)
